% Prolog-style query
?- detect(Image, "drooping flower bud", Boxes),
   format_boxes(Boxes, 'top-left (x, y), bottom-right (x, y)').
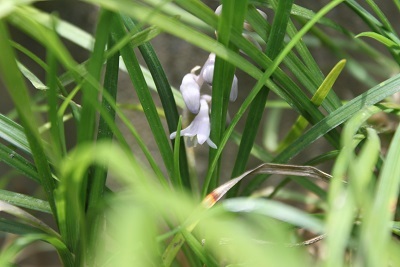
top-left (180, 73), bottom-right (201, 114)
top-left (230, 75), bottom-right (238, 102)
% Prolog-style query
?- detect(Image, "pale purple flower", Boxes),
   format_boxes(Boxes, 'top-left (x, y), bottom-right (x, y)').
top-left (199, 53), bottom-right (238, 102)
top-left (199, 53), bottom-right (215, 86)
top-left (215, 4), bottom-right (266, 52)
top-left (180, 73), bottom-right (201, 114)
top-left (170, 97), bottom-right (217, 149)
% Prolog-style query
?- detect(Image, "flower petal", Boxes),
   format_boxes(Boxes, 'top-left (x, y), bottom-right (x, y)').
top-left (180, 73), bottom-right (201, 114)
top-left (230, 75), bottom-right (238, 102)
top-left (206, 138), bottom-right (217, 149)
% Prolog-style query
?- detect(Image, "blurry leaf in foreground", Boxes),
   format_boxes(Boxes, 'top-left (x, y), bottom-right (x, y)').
top-left (0, 200), bottom-right (57, 237)
top-left (163, 162), bottom-right (333, 266)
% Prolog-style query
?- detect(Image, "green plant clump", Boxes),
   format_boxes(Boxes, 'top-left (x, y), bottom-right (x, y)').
top-left (0, 0), bottom-right (400, 266)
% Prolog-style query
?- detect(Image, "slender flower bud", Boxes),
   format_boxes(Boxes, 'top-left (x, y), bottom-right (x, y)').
top-left (230, 75), bottom-right (238, 101)
top-left (180, 73), bottom-right (201, 114)
top-left (198, 53), bottom-right (215, 86)
top-left (200, 53), bottom-right (238, 102)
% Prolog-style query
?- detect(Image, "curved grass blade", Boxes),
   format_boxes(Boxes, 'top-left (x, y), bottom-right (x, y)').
top-left (57, 64), bottom-right (167, 186)
top-left (46, 44), bottom-right (66, 162)
top-left (228, 0), bottom-right (293, 197)
top-left (245, 4), bottom-right (343, 113)
top-left (0, 190), bottom-right (50, 213)
top-left (0, 200), bottom-right (58, 237)
top-left (172, 117), bottom-right (183, 189)
top-left (112, 14), bottom-right (174, 179)
top-left (0, 218), bottom-right (44, 236)
top-left (208, 0), bottom-right (248, 189)
top-left (86, 34), bottom-right (119, 264)
top-left (222, 198), bottom-right (323, 233)
top-left (345, 0), bottom-right (400, 65)
top-left (360, 122), bottom-right (400, 266)
top-left (244, 79), bottom-right (400, 193)
top-left (364, 0), bottom-right (398, 39)
top-left (66, 10), bottom-right (113, 263)
top-left (63, 1), bottom-right (340, 150)
top-left (323, 107), bottom-right (380, 267)
top-left (0, 234), bottom-right (73, 267)
top-left (278, 59), bottom-right (346, 152)
top-left (0, 114), bottom-right (31, 154)
top-left (163, 162), bottom-right (333, 266)
top-left (180, 228), bottom-right (219, 267)
top-left (121, 15), bottom-right (190, 188)
top-left (88, 34), bottom-right (120, 210)
top-left (230, 131), bottom-right (273, 162)
top-left (356, 31), bottom-right (400, 49)
top-left (0, 21), bottom-right (57, 214)
top-left (77, 9), bottom-right (112, 144)
top-left (0, 0), bottom-right (36, 18)
top-left (105, 25), bottom-right (162, 58)
top-left (202, 0), bottom-right (345, 197)
top-left (0, 144), bottom-right (39, 182)
top-left (17, 61), bottom-right (47, 90)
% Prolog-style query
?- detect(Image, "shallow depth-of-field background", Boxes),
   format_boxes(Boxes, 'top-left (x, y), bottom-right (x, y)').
top-left (1, 0), bottom-right (400, 266)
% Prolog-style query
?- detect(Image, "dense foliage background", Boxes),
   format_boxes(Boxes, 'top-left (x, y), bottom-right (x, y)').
top-left (0, 0), bottom-right (400, 266)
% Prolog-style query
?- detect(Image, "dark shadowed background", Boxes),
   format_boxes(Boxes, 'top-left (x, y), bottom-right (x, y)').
top-left (0, 0), bottom-right (398, 265)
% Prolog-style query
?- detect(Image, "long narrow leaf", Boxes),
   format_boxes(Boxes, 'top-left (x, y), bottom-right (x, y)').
top-left (361, 123), bottom-right (400, 266)
top-left (242, 75), bottom-right (400, 192)
top-left (228, 0), bottom-right (293, 197)
top-left (121, 15), bottom-right (190, 188)
top-left (87, 33), bottom-right (120, 210)
top-left (202, 0), bottom-right (345, 197)
top-left (113, 14), bottom-right (174, 179)
top-left (0, 190), bottom-right (50, 213)
top-left (208, 0), bottom-right (248, 190)
top-left (0, 21), bottom-right (57, 215)
top-left (0, 143), bottom-right (39, 182)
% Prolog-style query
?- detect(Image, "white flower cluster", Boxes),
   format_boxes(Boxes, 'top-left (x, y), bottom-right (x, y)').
top-left (170, 54), bottom-right (238, 149)
top-left (170, 5), bottom-right (266, 149)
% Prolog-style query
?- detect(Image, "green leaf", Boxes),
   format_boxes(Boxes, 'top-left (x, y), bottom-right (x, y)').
top-left (208, 0), bottom-right (248, 190)
top-left (0, 200), bottom-right (58, 237)
top-left (356, 31), bottom-right (400, 49)
top-left (87, 33), bottom-right (119, 211)
top-left (113, 14), bottom-right (174, 179)
top-left (181, 229), bottom-right (219, 267)
top-left (17, 61), bottom-right (47, 90)
top-left (0, 143), bottom-right (39, 182)
top-left (121, 15), bottom-right (190, 188)
top-left (278, 59), bottom-right (346, 151)
top-left (360, 122), bottom-right (400, 266)
top-left (0, 21), bottom-right (57, 215)
top-left (244, 74), bottom-right (400, 193)
top-left (173, 117), bottom-right (183, 189)
top-left (223, 198), bottom-right (324, 233)
top-left (228, 0), bottom-right (293, 197)
top-left (202, 0), bottom-right (345, 197)
top-left (0, 0), bottom-right (36, 19)
top-left (0, 189), bottom-right (51, 213)
top-left (0, 114), bottom-right (31, 154)
top-left (0, 234), bottom-right (73, 267)
top-left (0, 218), bottom-right (43, 236)
top-left (77, 9), bottom-right (112, 144)
top-left (46, 34), bottom-right (66, 162)
top-left (106, 25), bottom-right (162, 58)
